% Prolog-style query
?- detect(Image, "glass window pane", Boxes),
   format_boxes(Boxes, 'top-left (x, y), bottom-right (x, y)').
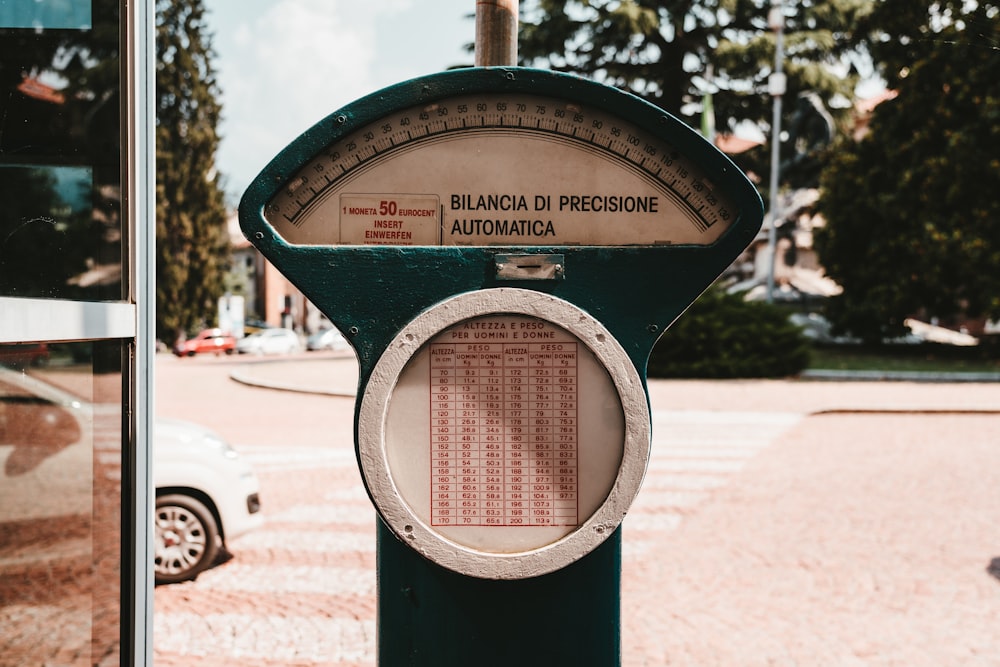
top-left (0, 1), bottom-right (92, 30)
top-left (0, 340), bottom-right (122, 665)
top-left (0, 1), bottom-right (122, 300)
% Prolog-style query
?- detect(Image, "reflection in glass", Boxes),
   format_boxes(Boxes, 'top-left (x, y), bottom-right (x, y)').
top-left (0, 1), bottom-right (92, 31)
top-left (0, 0), bottom-right (121, 300)
top-left (0, 340), bottom-right (121, 665)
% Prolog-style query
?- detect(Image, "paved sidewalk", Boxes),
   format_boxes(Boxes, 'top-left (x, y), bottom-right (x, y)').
top-left (624, 411), bottom-right (1000, 666)
top-left (154, 353), bottom-right (1000, 666)
top-left (229, 354), bottom-right (359, 397)
top-left (230, 353), bottom-right (1000, 413)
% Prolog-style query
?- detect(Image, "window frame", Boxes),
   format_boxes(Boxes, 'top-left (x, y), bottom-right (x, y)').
top-left (0, 0), bottom-right (154, 663)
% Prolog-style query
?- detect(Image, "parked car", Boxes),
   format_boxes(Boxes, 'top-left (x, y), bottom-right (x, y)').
top-left (174, 328), bottom-right (237, 357)
top-left (306, 327), bottom-right (350, 352)
top-left (236, 327), bottom-right (301, 355)
top-left (0, 366), bottom-right (263, 585)
top-left (0, 342), bottom-right (50, 367)
top-left (153, 418), bottom-right (262, 584)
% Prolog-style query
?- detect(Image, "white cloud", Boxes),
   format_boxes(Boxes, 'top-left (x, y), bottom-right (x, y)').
top-left (211, 0), bottom-right (469, 199)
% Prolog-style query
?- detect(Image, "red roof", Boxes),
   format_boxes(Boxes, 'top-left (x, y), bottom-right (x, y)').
top-left (17, 76), bottom-right (65, 104)
top-left (714, 134), bottom-right (763, 154)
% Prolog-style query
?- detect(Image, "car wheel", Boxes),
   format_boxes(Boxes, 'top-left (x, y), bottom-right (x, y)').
top-left (186, 350), bottom-right (196, 357)
top-left (154, 494), bottom-right (220, 584)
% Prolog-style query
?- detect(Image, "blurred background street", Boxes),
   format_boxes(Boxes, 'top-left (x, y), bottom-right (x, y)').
top-left (153, 352), bottom-right (1000, 666)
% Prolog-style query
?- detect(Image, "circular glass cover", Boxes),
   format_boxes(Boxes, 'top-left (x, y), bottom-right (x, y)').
top-left (385, 314), bottom-right (624, 553)
top-left (357, 288), bottom-right (650, 579)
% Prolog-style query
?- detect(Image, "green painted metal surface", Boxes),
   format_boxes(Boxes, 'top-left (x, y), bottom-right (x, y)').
top-left (239, 66), bottom-right (763, 666)
top-left (377, 520), bottom-right (621, 666)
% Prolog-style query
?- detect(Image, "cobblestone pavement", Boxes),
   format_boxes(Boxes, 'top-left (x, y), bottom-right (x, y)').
top-left (152, 353), bottom-right (1000, 666)
top-left (1, 374), bottom-right (123, 667)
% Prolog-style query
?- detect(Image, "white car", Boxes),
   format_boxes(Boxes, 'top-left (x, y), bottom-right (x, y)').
top-left (153, 418), bottom-right (263, 584)
top-left (236, 327), bottom-right (302, 355)
top-left (306, 327), bottom-right (350, 352)
top-left (0, 367), bottom-right (263, 585)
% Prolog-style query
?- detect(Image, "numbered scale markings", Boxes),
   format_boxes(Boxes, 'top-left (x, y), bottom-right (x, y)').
top-left (264, 92), bottom-right (740, 248)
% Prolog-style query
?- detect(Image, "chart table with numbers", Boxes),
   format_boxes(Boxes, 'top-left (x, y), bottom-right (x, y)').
top-left (429, 341), bottom-right (579, 527)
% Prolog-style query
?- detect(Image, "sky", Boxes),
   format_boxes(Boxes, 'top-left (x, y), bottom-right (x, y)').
top-left (207, 0), bottom-right (477, 203)
top-left (205, 1), bottom-right (882, 205)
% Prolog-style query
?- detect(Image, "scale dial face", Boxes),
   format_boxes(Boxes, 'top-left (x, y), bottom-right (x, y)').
top-left (264, 91), bottom-right (741, 247)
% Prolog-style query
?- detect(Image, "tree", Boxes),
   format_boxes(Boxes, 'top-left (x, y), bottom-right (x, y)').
top-left (518, 0), bottom-right (874, 191)
top-left (156, 0), bottom-right (230, 342)
top-left (815, 0), bottom-right (1000, 340)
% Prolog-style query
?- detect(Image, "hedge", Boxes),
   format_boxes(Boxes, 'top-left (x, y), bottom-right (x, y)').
top-left (647, 289), bottom-right (810, 379)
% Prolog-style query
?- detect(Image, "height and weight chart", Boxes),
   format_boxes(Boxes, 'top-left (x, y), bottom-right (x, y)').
top-left (429, 340), bottom-right (578, 527)
top-left (359, 293), bottom-right (632, 574)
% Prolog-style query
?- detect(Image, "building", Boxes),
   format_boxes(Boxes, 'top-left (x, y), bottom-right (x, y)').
top-left (227, 211), bottom-right (326, 335)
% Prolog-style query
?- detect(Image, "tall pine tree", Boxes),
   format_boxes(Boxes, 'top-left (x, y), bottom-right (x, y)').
top-left (156, 0), bottom-right (229, 343)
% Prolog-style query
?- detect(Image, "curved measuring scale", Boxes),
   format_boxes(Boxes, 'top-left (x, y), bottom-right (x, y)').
top-left (264, 89), bottom-right (739, 247)
top-left (253, 70), bottom-right (751, 249)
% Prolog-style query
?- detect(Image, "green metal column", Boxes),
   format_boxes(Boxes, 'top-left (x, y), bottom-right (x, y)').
top-left (377, 520), bottom-right (621, 666)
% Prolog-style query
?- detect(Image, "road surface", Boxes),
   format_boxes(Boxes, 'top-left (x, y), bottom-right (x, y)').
top-left (153, 352), bottom-right (1000, 666)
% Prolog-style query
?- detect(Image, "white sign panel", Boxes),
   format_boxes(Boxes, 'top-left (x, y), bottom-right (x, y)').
top-left (427, 338), bottom-right (581, 530)
top-left (339, 194), bottom-right (440, 245)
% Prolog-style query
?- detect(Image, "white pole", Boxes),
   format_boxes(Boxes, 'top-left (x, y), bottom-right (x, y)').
top-left (476, 0), bottom-right (518, 67)
top-left (766, 0), bottom-right (785, 303)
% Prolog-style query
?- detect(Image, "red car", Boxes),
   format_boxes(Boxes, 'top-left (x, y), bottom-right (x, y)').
top-left (174, 329), bottom-right (236, 357)
top-left (0, 343), bottom-right (49, 367)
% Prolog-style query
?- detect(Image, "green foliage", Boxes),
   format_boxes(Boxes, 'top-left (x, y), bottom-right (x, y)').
top-left (815, 1), bottom-right (1000, 341)
top-left (809, 342), bottom-right (1000, 374)
top-left (519, 0), bottom-right (874, 193)
top-left (155, 0), bottom-right (230, 341)
top-left (647, 289), bottom-right (810, 378)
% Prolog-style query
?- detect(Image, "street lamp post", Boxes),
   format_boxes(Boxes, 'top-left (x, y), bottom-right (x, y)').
top-left (475, 0), bottom-right (518, 67)
top-left (766, 0), bottom-right (785, 303)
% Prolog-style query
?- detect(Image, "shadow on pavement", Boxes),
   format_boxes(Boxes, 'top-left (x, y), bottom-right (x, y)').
top-left (987, 557), bottom-right (1000, 583)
